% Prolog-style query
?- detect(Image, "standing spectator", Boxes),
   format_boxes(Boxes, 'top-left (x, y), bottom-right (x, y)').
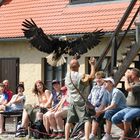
top-left (16, 80), bottom-right (52, 137)
top-left (0, 83), bottom-right (8, 134)
top-left (0, 83), bottom-right (25, 134)
top-left (43, 80), bottom-right (63, 138)
top-left (65, 57), bottom-right (96, 140)
top-left (95, 77), bottom-right (126, 140)
top-left (3, 80), bottom-right (13, 102)
top-left (112, 68), bottom-right (140, 140)
top-left (88, 71), bottom-right (107, 139)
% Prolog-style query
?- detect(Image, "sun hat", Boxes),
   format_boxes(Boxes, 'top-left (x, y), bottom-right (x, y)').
top-left (104, 77), bottom-right (115, 85)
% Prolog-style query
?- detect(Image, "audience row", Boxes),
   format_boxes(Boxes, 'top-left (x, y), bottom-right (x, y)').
top-left (0, 58), bottom-right (140, 140)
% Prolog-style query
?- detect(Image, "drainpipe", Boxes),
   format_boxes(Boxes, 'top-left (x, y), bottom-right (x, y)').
top-left (111, 36), bottom-right (118, 74)
top-left (135, 11), bottom-right (140, 44)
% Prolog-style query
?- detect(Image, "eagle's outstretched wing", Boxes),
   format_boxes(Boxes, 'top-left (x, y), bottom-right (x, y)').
top-left (22, 19), bottom-right (104, 66)
top-left (22, 19), bottom-right (58, 54)
top-left (67, 30), bottom-right (104, 56)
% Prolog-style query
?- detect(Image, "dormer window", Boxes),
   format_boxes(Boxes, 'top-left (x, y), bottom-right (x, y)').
top-left (70, 0), bottom-right (117, 5)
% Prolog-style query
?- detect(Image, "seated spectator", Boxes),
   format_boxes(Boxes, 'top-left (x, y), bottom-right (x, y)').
top-left (3, 80), bottom-right (13, 102)
top-left (16, 80), bottom-right (52, 137)
top-left (112, 68), bottom-right (140, 140)
top-left (95, 77), bottom-right (126, 140)
top-left (51, 86), bottom-right (69, 139)
top-left (0, 83), bottom-right (8, 133)
top-left (43, 80), bottom-right (63, 138)
top-left (5, 83), bottom-right (25, 111)
top-left (87, 71), bottom-right (107, 139)
top-left (0, 83), bottom-right (25, 134)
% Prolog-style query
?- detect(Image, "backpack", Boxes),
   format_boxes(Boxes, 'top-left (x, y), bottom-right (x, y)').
top-left (30, 120), bottom-right (47, 139)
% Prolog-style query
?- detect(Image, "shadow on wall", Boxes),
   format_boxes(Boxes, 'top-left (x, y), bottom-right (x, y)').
top-left (0, 0), bottom-right (12, 6)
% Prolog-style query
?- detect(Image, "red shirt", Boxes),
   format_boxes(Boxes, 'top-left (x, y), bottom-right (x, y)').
top-left (4, 89), bottom-right (13, 101)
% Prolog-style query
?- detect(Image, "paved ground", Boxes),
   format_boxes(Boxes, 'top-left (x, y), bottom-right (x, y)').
top-left (0, 118), bottom-right (121, 140)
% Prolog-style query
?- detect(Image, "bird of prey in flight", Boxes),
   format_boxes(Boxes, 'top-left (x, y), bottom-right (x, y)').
top-left (22, 19), bottom-right (104, 66)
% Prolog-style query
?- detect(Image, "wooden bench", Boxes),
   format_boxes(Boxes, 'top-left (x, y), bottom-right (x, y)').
top-left (0, 110), bottom-right (23, 133)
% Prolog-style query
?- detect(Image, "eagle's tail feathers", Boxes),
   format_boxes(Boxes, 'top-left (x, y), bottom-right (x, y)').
top-left (46, 53), bottom-right (66, 67)
top-left (56, 55), bottom-right (66, 66)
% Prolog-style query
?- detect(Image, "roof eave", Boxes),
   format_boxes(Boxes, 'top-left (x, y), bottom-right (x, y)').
top-left (0, 30), bottom-right (136, 42)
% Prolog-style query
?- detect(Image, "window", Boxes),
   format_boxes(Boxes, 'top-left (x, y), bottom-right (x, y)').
top-left (0, 58), bottom-right (19, 94)
top-left (70, 0), bottom-right (117, 5)
top-left (42, 58), bottom-right (67, 90)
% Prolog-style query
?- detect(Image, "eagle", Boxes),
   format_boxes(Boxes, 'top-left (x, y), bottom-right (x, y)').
top-left (22, 19), bottom-right (104, 66)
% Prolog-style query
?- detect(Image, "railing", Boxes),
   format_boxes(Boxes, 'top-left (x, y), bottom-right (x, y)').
top-left (105, 6), bottom-right (140, 73)
top-left (95, 0), bottom-right (139, 76)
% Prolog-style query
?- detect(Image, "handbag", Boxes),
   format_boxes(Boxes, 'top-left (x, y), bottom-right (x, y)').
top-left (40, 107), bottom-right (48, 114)
top-left (70, 73), bottom-right (95, 116)
top-left (85, 101), bottom-right (96, 116)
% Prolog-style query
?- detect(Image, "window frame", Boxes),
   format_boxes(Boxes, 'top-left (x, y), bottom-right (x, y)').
top-left (42, 58), bottom-right (67, 90)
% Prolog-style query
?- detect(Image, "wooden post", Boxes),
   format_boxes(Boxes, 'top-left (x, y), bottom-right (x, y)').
top-left (137, 25), bottom-right (140, 44)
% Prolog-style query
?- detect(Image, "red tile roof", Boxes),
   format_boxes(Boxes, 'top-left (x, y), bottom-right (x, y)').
top-left (0, 0), bottom-right (139, 38)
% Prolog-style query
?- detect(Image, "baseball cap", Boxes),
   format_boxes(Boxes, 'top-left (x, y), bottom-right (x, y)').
top-left (104, 77), bottom-right (115, 85)
top-left (52, 80), bottom-right (60, 85)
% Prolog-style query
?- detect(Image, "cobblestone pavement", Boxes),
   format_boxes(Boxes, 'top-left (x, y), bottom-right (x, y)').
top-left (0, 118), bottom-right (121, 140)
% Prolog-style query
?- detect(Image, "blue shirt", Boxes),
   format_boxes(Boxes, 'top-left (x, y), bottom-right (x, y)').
top-left (102, 88), bottom-right (126, 109)
top-left (52, 90), bottom-right (62, 107)
top-left (88, 85), bottom-right (107, 107)
top-left (0, 92), bottom-right (8, 104)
